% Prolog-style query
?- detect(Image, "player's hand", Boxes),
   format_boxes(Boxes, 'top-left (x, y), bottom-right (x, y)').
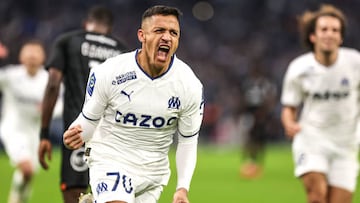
top-left (63, 125), bottom-right (84, 150)
top-left (38, 139), bottom-right (52, 170)
top-left (172, 188), bottom-right (189, 203)
top-left (283, 121), bottom-right (301, 139)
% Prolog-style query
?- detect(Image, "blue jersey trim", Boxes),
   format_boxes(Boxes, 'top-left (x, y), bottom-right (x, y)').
top-left (179, 131), bottom-right (199, 138)
top-left (81, 112), bottom-right (101, 121)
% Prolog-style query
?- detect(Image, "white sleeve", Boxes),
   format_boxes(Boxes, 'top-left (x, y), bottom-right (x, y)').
top-left (175, 133), bottom-right (198, 191)
top-left (281, 63), bottom-right (303, 107)
top-left (82, 67), bottom-right (108, 119)
top-left (178, 80), bottom-right (204, 136)
top-left (69, 113), bottom-right (99, 142)
top-left (52, 83), bottom-right (64, 118)
top-left (68, 63), bottom-right (109, 141)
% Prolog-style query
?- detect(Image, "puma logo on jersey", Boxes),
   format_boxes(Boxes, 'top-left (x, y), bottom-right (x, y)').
top-left (121, 90), bottom-right (134, 101)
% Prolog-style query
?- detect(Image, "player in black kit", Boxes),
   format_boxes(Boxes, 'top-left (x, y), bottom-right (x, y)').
top-left (239, 65), bottom-right (277, 179)
top-left (38, 5), bottom-right (127, 203)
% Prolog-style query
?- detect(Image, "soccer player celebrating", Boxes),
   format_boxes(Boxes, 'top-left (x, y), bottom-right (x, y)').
top-left (281, 4), bottom-right (360, 203)
top-left (63, 5), bottom-right (204, 203)
top-left (38, 5), bottom-right (127, 203)
top-left (0, 40), bottom-right (61, 203)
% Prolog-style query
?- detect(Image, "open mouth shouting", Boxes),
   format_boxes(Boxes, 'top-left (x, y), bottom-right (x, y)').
top-left (157, 45), bottom-right (170, 62)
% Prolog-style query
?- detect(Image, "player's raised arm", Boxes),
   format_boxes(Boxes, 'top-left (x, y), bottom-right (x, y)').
top-left (63, 62), bottom-right (108, 148)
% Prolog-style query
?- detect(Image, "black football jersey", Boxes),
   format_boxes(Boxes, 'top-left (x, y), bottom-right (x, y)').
top-left (46, 30), bottom-right (127, 128)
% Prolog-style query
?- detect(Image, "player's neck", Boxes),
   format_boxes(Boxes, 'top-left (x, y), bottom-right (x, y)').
top-left (314, 49), bottom-right (338, 67)
top-left (137, 50), bottom-right (168, 78)
top-left (25, 66), bottom-right (39, 77)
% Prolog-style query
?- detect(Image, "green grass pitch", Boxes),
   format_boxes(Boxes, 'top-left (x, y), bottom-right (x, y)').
top-left (1, 144), bottom-right (360, 202)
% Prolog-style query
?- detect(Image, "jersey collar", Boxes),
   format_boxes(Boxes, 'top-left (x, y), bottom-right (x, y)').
top-left (134, 49), bottom-right (175, 80)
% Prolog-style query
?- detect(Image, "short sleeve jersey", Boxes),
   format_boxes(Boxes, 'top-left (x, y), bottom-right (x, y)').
top-left (46, 30), bottom-right (127, 128)
top-left (83, 50), bottom-right (204, 175)
top-left (281, 48), bottom-right (360, 142)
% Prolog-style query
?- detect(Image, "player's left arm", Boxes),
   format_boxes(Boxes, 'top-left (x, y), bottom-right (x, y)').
top-left (175, 80), bottom-right (204, 200)
top-left (63, 64), bottom-right (109, 148)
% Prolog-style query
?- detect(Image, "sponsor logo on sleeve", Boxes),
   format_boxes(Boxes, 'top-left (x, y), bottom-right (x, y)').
top-left (87, 72), bottom-right (96, 96)
top-left (112, 71), bottom-right (137, 85)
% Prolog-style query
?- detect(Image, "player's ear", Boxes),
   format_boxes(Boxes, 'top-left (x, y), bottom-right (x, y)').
top-left (82, 20), bottom-right (88, 30)
top-left (137, 29), bottom-right (145, 43)
top-left (309, 33), bottom-right (316, 44)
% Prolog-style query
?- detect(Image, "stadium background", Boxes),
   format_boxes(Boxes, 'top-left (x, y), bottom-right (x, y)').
top-left (1, 0), bottom-right (360, 202)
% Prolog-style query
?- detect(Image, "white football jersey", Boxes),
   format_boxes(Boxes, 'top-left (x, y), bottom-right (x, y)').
top-left (83, 50), bottom-right (204, 176)
top-left (281, 48), bottom-right (360, 143)
top-left (0, 65), bottom-right (49, 137)
top-left (0, 64), bottom-right (53, 166)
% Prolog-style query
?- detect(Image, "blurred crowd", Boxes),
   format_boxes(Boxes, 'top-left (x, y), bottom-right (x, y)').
top-left (0, 0), bottom-right (359, 145)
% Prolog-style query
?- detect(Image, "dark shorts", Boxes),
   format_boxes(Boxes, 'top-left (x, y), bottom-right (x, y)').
top-left (60, 144), bottom-right (89, 191)
top-left (245, 107), bottom-right (269, 145)
top-left (249, 124), bottom-right (267, 144)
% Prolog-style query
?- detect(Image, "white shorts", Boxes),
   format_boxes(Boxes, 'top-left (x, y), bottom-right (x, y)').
top-left (292, 135), bottom-right (359, 192)
top-left (0, 131), bottom-right (39, 169)
top-left (89, 163), bottom-right (168, 203)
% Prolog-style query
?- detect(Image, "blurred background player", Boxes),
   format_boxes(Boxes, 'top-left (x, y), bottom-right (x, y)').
top-left (238, 62), bottom-right (277, 179)
top-left (281, 4), bottom-right (360, 203)
top-left (0, 40), bottom-right (61, 203)
top-left (37, 5), bottom-right (127, 203)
